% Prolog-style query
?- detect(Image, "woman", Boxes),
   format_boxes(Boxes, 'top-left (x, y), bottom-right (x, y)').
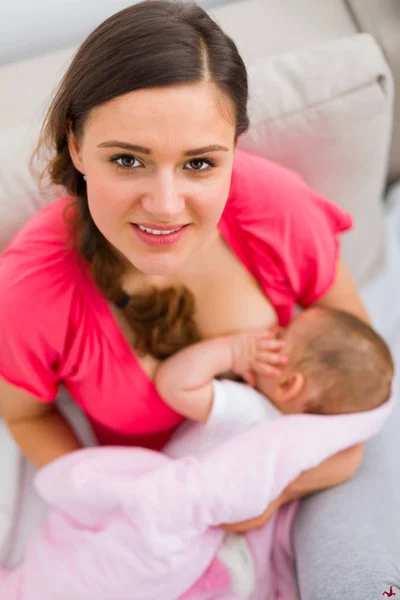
top-left (0, 0), bottom-right (367, 558)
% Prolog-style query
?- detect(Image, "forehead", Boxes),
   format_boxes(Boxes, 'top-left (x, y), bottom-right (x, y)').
top-left (286, 308), bottom-right (325, 338)
top-left (84, 82), bottom-right (236, 150)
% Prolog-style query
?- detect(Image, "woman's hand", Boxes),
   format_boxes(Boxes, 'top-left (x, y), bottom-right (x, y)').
top-left (219, 442), bottom-right (365, 533)
top-left (229, 326), bottom-right (288, 386)
top-left (220, 496), bottom-right (284, 533)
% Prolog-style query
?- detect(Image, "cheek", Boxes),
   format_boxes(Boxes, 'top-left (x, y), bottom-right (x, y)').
top-left (191, 174), bottom-right (231, 224)
top-left (88, 179), bottom-right (135, 223)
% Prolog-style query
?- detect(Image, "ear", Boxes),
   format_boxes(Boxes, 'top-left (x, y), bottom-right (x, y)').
top-left (67, 125), bottom-right (85, 175)
top-left (277, 371), bottom-right (305, 404)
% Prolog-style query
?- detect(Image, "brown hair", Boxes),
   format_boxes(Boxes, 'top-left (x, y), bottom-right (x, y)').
top-left (293, 308), bottom-right (394, 414)
top-left (33, 0), bottom-right (249, 359)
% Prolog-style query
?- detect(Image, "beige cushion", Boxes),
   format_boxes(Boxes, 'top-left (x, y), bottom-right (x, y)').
top-left (345, 0), bottom-right (400, 184)
top-left (0, 48), bottom-right (74, 252)
top-left (209, 0), bottom-right (357, 64)
top-left (0, 33), bottom-right (393, 287)
top-left (238, 33), bottom-right (394, 286)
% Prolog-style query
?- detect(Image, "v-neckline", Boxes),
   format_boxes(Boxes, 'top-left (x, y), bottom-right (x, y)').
top-left (88, 214), bottom-right (260, 390)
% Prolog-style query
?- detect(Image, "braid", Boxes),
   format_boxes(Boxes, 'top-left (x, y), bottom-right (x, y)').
top-left (125, 285), bottom-right (201, 359)
top-left (73, 195), bottom-right (201, 358)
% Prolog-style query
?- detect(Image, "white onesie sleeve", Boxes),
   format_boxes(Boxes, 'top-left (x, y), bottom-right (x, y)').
top-left (163, 379), bottom-right (281, 458)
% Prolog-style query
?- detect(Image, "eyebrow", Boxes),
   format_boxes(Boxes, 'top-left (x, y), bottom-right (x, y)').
top-left (97, 141), bottom-right (229, 156)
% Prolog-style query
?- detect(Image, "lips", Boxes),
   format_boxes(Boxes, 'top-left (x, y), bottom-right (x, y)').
top-left (131, 223), bottom-right (189, 246)
top-left (136, 224), bottom-right (183, 236)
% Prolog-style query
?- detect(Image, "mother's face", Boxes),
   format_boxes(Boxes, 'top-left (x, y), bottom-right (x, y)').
top-left (68, 82), bottom-right (237, 276)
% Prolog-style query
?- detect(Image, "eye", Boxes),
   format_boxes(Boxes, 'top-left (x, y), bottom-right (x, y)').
top-left (109, 154), bottom-right (142, 170)
top-left (185, 158), bottom-right (216, 173)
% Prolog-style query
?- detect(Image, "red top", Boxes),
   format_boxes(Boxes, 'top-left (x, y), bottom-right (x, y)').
top-left (0, 149), bottom-right (352, 449)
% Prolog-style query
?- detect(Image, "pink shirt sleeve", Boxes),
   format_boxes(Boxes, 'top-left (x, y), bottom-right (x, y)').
top-left (224, 150), bottom-right (353, 322)
top-left (278, 182), bottom-right (353, 307)
top-left (0, 201), bottom-right (77, 401)
top-left (0, 290), bottom-right (59, 401)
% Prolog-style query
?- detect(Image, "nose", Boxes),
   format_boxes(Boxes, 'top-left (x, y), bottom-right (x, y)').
top-left (141, 169), bottom-right (185, 220)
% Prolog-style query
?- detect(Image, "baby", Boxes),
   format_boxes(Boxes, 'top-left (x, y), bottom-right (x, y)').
top-left (156, 306), bottom-right (394, 595)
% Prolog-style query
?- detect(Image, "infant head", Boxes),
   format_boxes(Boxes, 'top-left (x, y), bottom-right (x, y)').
top-left (259, 307), bottom-right (394, 416)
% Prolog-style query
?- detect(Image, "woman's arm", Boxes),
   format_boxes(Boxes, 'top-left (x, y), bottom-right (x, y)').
top-left (0, 376), bottom-right (82, 468)
top-left (226, 259), bottom-right (369, 532)
top-left (313, 259), bottom-right (370, 323)
top-left (285, 259), bottom-right (369, 489)
top-left (281, 261), bottom-right (369, 489)
top-left (222, 443), bottom-right (364, 532)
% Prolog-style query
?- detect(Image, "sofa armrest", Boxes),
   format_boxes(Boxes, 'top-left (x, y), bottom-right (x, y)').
top-left (293, 403), bottom-right (400, 598)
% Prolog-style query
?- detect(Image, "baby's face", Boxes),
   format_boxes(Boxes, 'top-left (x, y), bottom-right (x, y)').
top-left (253, 311), bottom-right (314, 410)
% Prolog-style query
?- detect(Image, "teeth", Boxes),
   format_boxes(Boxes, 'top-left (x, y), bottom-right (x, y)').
top-left (137, 225), bottom-right (181, 235)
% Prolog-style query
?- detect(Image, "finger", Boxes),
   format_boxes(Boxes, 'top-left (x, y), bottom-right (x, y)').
top-left (222, 516), bottom-right (265, 533)
top-left (221, 521), bottom-right (254, 533)
top-left (254, 351), bottom-right (289, 365)
top-left (256, 339), bottom-right (286, 351)
top-left (242, 370), bottom-right (256, 387)
top-left (252, 330), bottom-right (275, 341)
top-left (253, 363), bottom-right (282, 378)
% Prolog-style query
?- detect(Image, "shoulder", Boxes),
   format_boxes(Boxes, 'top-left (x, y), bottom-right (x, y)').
top-left (228, 148), bottom-right (306, 217)
top-left (226, 149), bottom-right (352, 243)
top-left (231, 147), bottom-right (303, 197)
top-left (224, 150), bottom-right (354, 315)
top-left (3, 195), bottom-right (77, 257)
top-left (0, 195), bottom-right (86, 328)
top-left (228, 148), bottom-right (352, 232)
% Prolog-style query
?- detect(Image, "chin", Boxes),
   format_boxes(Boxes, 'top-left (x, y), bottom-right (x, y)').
top-left (128, 251), bottom-right (187, 277)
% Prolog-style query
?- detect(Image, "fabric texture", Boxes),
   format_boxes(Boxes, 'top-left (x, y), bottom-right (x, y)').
top-left (0, 148), bottom-right (351, 448)
top-left (0, 383), bottom-right (394, 600)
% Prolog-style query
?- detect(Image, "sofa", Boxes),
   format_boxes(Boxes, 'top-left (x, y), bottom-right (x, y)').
top-left (0, 0), bottom-right (399, 597)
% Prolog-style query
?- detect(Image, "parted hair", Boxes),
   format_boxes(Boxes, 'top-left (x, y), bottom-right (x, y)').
top-left (33, 0), bottom-right (249, 359)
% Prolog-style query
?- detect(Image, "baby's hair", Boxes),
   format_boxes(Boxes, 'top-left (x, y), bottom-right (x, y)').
top-left (292, 308), bottom-right (394, 414)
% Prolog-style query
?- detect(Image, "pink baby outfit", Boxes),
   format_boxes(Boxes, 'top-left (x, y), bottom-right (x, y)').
top-left (0, 391), bottom-right (394, 600)
top-left (0, 149), bottom-right (352, 448)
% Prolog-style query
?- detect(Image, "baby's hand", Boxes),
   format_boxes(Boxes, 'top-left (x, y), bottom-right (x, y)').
top-left (230, 327), bottom-right (288, 386)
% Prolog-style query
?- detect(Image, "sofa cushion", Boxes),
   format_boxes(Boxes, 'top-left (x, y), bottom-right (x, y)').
top-left (345, 0), bottom-right (400, 184)
top-left (0, 48), bottom-right (75, 252)
top-left (209, 0), bottom-right (357, 64)
top-left (238, 33), bottom-right (393, 286)
top-left (0, 33), bottom-right (393, 286)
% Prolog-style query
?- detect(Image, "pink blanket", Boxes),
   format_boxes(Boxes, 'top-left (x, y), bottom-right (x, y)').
top-left (0, 396), bottom-right (394, 600)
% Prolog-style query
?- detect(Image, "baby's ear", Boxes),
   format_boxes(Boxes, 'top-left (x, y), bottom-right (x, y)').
top-left (277, 371), bottom-right (305, 402)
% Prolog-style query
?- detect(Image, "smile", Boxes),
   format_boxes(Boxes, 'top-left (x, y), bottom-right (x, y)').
top-left (137, 224), bottom-right (182, 235)
top-left (131, 223), bottom-right (189, 247)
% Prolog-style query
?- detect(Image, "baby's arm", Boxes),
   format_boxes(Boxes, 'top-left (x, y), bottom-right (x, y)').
top-left (155, 329), bottom-right (285, 422)
top-left (156, 336), bottom-right (235, 423)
